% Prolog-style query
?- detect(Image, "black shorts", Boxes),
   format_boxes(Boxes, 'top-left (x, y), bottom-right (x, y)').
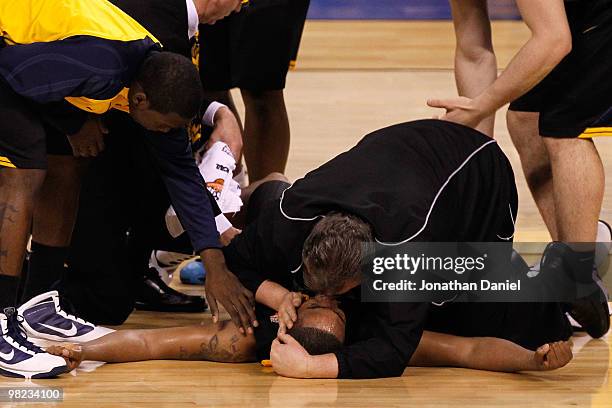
top-left (0, 80), bottom-right (74, 169)
top-left (508, 0), bottom-right (612, 138)
top-left (198, 0), bottom-right (310, 91)
top-left (0, 79), bottom-right (48, 169)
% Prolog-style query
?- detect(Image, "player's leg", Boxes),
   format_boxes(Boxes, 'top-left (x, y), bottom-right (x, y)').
top-left (531, 1), bottom-right (611, 338)
top-left (241, 89), bottom-right (290, 182)
top-left (544, 137), bottom-right (604, 243)
top-left (235, 0), bottom-right (309, 182)
top-left (47, 320), bottom-right (257, 370)
top-left (532, 0), bottom-right (611, 245)
top-left (0, 82), bottom-right (47, 310)
top-left (0, 85), bottom-right (70, 379)
top-left (0, 169), bottom-right (45, 306)
top-left (507, 110), bottom-right (559, 240)
top-left (409, 331), bottom-right (572, 372)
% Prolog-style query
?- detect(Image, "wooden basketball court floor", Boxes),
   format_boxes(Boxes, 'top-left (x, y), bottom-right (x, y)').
top-left (3, 21), bottom-right (611, 407)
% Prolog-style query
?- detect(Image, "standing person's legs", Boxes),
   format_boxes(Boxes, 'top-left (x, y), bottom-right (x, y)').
top-left (529, 0), bottom-right (612, 271)
top-left (0, 82), bottom-right (47, 309)
top-left (229, 0), bottom-right (309, 182)
top-left (506, 0), bottom-right (611, 242)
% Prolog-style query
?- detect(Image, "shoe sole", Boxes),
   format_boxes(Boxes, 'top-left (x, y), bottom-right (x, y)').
top-left (156, 254), bottom-right (198, 273)
top-left (0, 364), bottom-right (68, 379)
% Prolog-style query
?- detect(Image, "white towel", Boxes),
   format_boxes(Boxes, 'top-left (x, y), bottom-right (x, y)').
top-left (165, 141), bottom-right (243, 237)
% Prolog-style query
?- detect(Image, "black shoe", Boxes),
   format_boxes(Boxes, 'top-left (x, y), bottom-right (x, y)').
top-left (568, 266), bottom-right (611, 338)
top-left (569, 297), bottom-right (610, 338)
top-left (134, 268), bottom-right (207, 313)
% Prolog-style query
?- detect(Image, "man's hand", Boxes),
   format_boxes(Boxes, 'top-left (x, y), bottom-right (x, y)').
top-left (277, 292), bottom-right (304, 334)
top-left (270, 332), bottom-right (312, 378)
top-left (427, 96), bottom-right (489, 131)
top-left (67, 116), bottom-right (108, 157)
top-left (46, 343), bottom-right (84, 371)
top-left (207, 106), bottom-right (243, 160)
top-left (219, 226), bottom-right (241, 246)
top-left (200, 0), bottom-right (243, 24)
top-left (201, 249), bottom-right (258, 334)
top-left (532, 341), bottom-right (573, 371)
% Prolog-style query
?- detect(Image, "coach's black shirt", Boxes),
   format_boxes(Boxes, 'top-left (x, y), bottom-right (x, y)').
top-left (224, 119), bottom-right (518, 378)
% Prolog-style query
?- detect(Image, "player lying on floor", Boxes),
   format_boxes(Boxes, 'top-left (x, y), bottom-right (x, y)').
top-left (44, 288), bottom-right (573, 375)
top-left (213, 119), bottom-right (608, 379)
top-left (28, 119), bottom-right (600, 379)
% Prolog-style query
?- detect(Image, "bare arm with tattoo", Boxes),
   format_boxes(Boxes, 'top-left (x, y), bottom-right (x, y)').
top-left (46, 321), bottom-right (257, 370)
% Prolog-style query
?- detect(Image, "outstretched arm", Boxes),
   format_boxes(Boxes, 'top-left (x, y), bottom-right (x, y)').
top-left (46, 321), bottom-right (256, 370)
top-left (409, 331), bottom-right (573, 372)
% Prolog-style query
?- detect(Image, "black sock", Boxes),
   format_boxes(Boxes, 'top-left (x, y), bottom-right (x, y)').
top-left (0, 274), bottom-right (20, 310)
top-left (20, 242), bottom-right (68, 303)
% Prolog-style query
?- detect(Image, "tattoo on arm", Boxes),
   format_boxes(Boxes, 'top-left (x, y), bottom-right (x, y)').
top-left (178, 334), bottom-right (251, 363)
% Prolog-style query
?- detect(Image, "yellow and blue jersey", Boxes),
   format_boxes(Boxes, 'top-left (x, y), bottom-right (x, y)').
top-left (0, 0), bottom-right (161, 116)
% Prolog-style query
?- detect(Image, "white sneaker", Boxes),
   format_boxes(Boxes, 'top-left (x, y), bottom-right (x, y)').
top-left (0, 309), bottom-right (67, 379)
top-left (18, 291), bottom-right (114, 343)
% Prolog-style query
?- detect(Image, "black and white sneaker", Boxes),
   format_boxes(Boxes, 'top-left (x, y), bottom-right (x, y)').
top-left (0, 308), bottom-right (67, 379)
top-left (18, 291), bottom-right (114, 343)
top-left (150, 250), bottom-right (195, 284)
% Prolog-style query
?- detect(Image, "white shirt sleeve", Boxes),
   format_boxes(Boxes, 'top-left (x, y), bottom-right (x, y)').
top-left (186, 0), bottom-right (199, 39)
top-left (202, 101), bottom-right (228, 127)
top-left (215, 214), bottom-right (233, 234)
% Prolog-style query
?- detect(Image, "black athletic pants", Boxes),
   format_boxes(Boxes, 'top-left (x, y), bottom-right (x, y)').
top-left (61, 115), bottom-right (195, 325)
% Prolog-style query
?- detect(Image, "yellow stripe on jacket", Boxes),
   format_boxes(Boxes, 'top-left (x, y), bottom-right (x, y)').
top-left (65, 88), bottom-right (130, 114)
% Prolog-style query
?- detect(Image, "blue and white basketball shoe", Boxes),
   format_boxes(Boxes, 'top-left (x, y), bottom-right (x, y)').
top-left (18, 291), bottom-right (113, 343)
top-left (0, 308), bottom-right (68, 378)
